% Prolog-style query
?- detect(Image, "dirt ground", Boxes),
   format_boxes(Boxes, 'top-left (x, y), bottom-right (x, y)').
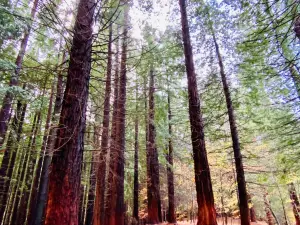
top-left (160, 218), bottom-right (267, 225)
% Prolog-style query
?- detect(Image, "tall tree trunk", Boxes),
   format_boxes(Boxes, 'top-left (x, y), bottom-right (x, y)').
top-left (167, 91), bottom-right (176, 224)
top-left (132, 84), bottom-right (139, 225)
top-left (211, 28), bottom-right (250, 225)
top-left (0, 0), bottom-right (39, 148)
top-left (93, 22), bottom-right (113, 225)
top-left (3, 108), bottom-right (26, 225)
top-left (10, 111), bottom-right (38, 224)
top-left (147, 69), bottom-right (161, 224)
top-left (16, 108), bottom-right (42, 225)
top-left (0, 87), bottom-right (27, 223)
top-left (288, 182), bottom-right (300, 225)
top-left (103, 26), bottom-right (120, 225)
top-left (105, 7), bottom-right (128, 225)
top-left (4, 129), bottom-right (27, 225)
top-left (178, 0), bottom-right (217, 224)
top-left (32, 52), bottom-right (65, 225)
top-left (29, 52), bottom-right (66, 225)
top-left (27, 82), bottom-right (55, 225)
top-left (44, 0), bottom-right (95, 222)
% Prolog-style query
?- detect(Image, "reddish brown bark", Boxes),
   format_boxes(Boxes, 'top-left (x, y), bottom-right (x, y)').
top-left (27, 82), bottom-right (55, 225)
top-left (32, 52), bottom-right (65, 225)
top-left (263, 193), bottom-right (275, 225)
top-left (104, 27), bottom-right (120, 225)
top-left (44, 0), bottom-right (95, 223)
top-left (93, 23), bottom-right (113, 225)
top-left (167, 92), bottom-right (176, 224)
top-left (0, 0), bottom-right (39, 148)
top-left (211, 27), bottom-right (250, 225)
top-left (105, 8), bottom-right (128, 225)
top-left (132, 85), bottom-right (139, 224)
top-left (288, 183), bottom-right (300, 225)
top-left (147, 69), bottom-right (161, 224)
top-left (179, 0), bottom-right (217, 224)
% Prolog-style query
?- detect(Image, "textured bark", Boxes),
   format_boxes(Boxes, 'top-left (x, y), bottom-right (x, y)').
top-left (179, 0), bottom-right (217, 224)
top-left (132, 86), bottom-right (139, 224)
top-left (147, 69), bottom-right (161, 224)
top-left (27, 83), bottom-right (55, 225)
top-left (32, 52), bottom-right (65, 225)
top-left (44, 0), bottom-right (95, 222)
top-left (263, 193), bottom-right (274, 225)
top-left (0, 0), bottom-right (39, 148)
top-left (93, 23), bottom-right (113, 225)
top-left (103, 27), bottom-right (120, 225)
top-left (0, 97), bottom-right (27, 224)
top-left (211, 29), bottom-right (250, 225)
top-left (288, 183), bottom-right (300, 225)
top-left (167, 92), bottom-right (176, 224)
top-left (105, 8), bottom-right (128, 225)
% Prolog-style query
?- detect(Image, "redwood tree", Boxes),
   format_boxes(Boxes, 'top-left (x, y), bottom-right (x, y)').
top-left (93, 22), bottom-right (113, 225)
top-left (211, 25), bottom-right (250, 225)
top-left (179, 0), bottom-right (217, 224)
top-left (44, 0), bottom-right (95, 222)
top-left (167, 91), bottom-right (176, 224)
top-left (147, 69), bottom-right (161, 224)
top-left (132, 84), bottom-right (139, 225)
top-left (32, 52), bottom-right (65, 225)
top-left (105, 5), bottom-right (128, 225)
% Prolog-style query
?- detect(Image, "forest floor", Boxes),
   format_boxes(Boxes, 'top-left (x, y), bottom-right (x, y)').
top-left (161, 218), bottom-right (267, 225)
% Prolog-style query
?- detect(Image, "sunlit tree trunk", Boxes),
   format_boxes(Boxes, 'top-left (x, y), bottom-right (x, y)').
top-left (44, 0), bottom-right (95, 222)
top-left (178, 0), bottom-right (217, 224)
